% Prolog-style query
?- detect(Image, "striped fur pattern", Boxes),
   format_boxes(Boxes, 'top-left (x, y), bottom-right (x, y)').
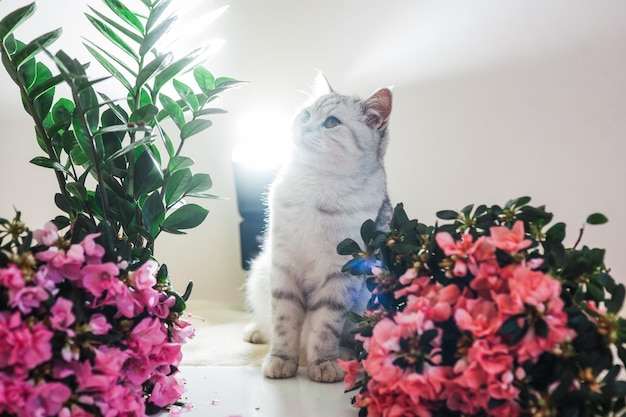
top-left (243, 77), bottom-right (393, 382)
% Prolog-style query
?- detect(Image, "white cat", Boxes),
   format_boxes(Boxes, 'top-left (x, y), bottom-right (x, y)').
top-left (243, 75), bottom-right (392, 382)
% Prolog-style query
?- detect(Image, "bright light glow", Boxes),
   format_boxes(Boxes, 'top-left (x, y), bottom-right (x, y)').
top-left (232, 109), bottom-right (293, 171)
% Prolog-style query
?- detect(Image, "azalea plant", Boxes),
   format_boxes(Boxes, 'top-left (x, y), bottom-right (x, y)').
top-left (338, 197), bottom-right (626, 417)
top-left (0, 0), bottom-right (240, 415)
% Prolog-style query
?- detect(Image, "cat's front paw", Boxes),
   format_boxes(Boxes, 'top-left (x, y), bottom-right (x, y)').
top-left (308, 360), bottom-right (345, 383)
top-left (262, 355), bottom-right (298, 379)
top-left (243, 322), bottom-right (269, 344)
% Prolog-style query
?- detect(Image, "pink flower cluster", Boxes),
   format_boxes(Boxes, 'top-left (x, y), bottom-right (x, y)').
top-left (0, 223), bottom-right (194, 416)
top-left (340, 221), bottom-right (575, 417)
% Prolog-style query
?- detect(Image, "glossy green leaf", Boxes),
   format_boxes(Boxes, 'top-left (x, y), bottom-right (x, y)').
top-left (87, 6), bottom-right (142, 44)
top-left (193, 66), bottom-right (215, 93)
top-left (146, 0), bottom-right (172, 32)
top-left (103, 0), bottom-right (144, 34)
top-left (587, 213), bottom-right (608, 225)
top-left (0, 3), bottom-right (36, 41)
top-left (129, 104), bottom-right (158, 124)
top-left (180, 119), bottom-right (212, 140)
top-left (12, 28), bottom-right (62, 68)
top-left (140, 16), bottom-right (175, 56)
top-left (105, 136), bottom-right (154, 163)
top-left (85, 14), bottom-right (138, 62)
top-left (29, 72), bottom-right (63, 101)
top-left (173, 79), bottom-right (199, 112)
top-left (165, 168), bottom-right (192, 207)
top-left (607, 284), bottom-right (625, 314)
top-left (30, 156), bottom-right (70, 175)
top-left (167, 156), bottom-right (194, 173)
top-left (142, 191), bottom-right (165, 238)
top-left (546, 222), bottom-right (566, 243)
top-left (133, 149), bottom-right (163, 197)
top-left (194, 107), bottom-right (228, 117)
top-left (83, 43), bottom-right (133, 92)
top-left (161, 203), bottom-right (209, 233)
top-left (187, 173), bottom-right (212, 194)
top-left (158, 93), bottom-right (185, 129)
top-left (436, 210), bottom-right (459, 220)
top-left (337, 238), bottom-right (362, 256)
top-left (136, 53), bottom-right (171, 90)
top-left (31, 62), bottom-right (55, 120)
top-left (66, 182), bottom-right (88, 200)
top-left (152, 48), bottom-right (203, 97)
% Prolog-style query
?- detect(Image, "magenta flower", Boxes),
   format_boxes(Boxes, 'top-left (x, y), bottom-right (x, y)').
top-left (9, 285), bottom-right (49, 314)
top-left (149, 372), bottom-right (185, 407)
top-left (32, 222), bottom-right (60, 246)
top-left (49, 297), bottom-right (76, 331)
top-left (80, 262), bottom-right (120, 297)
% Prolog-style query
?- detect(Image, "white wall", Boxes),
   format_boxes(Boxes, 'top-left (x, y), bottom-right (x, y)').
top-left (0, 1), bottom-right (625, 309)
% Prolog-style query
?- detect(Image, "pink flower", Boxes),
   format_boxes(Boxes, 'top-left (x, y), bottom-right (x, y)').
top-left (9, 285), bottom-right (49, 314)
top-left (33, 382), bottom-right (72, 416)
top-left (50, 297), bottom-right (76, 331)
top-left (149, 372), bottom-right (185, 407)
top-left (454, 298), bottom-right (502, 338)
top-left (507, 265), bottom-right (561, 312)
top-left (170, 318), bottom-right (195, 344)
top-left (150, 343), bottom-right (183, 368)
top-left (0, 264), bottom-right (25, 290)
top-left (467, 338), bottom-right (513, 376)
top-left (0, 312), bottom-right (53, 369)
top-left (435, 232), bottom-right (478, 277)
top-left (151, 294), bottom-right (176, 319)
top-left (131, 260), bottom-right (158, 290)
top-left (338, 359), bottom-right (363, 390)
top-left (89, 314), bottom-right (112, 335)
top-left (80, 262), bottom-right (120, 297)
top-left (33, 222), bottom-right (60, 246)
top-left (488, 220), bottom-right (532, 254)
top-left (130, 317), bottom-right (168, 352)
top-left (80, 233), bottom-right (105, 263)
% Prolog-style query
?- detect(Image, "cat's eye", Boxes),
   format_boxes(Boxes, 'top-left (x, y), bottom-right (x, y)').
top-left (300, 111), bottom-right (311, 123)
top-left (322, 116), bottom-right (341, 129)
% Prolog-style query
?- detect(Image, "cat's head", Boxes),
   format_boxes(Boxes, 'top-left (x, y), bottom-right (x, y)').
top-left (292, 74), bottom-right (392, 167)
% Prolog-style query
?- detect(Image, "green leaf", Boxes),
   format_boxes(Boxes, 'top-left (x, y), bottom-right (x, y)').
top-left (360, 219), bottom-right (376, 245)
top-left (51, 98), bottom-right (75, 125)
top-left (180, 119), bottom-right (212, 140)
top-left (187, 173), bottom-right (212, 194)
top-left (105, 135), bottom-right (154, 163)
top-left (0, 3), bottom-right (36, 41)
top-left (66, 182), bottom-right (88, 201)
top-left (436, 210), bottom-right (459, 220)
top-left (194, 107), bottom-right (228, 117)
top-left (129, 104), bottom-right (158, 123)
top-left (136, 52), bottom-right (171, 89)
top-left (193, 66), bottom-right (215, 93)
top-left (607, 284), bottom-right (625, 314)
top-left (546, 222), bottom-right (566, 243)
top-left (337, 238), bottom-right (362, 256)
top-left (165, 168), bottom-right (192, 207)
top-left (146, 0), bottom-right (172, 32)
top-left (83, 43), bottom-right (133, 92)
top-left (103, 0), bottom-right (145, 34)
top-left (161, 203), bottom-right (209, 233)
top-left (85, 13), bottom-right (138, 62)
top-left (173, 78), bottom-right (199, 112)
top-left (29, 72), bottom-right (64, 101)
top-left (167, 156), bottom-right (194, 173)
top-left (31, 63), bottom-right (55, 120)
top-left (87, 6), bottom-right (143, 44)
top-left (12, 28), bottom-right (62, 68)
top-left (158, 93), bottom-right (185, 129)
top-left (586, 213), bottom-right (608, 225)
top-left (133, 149), bottom-right (163, 197)
top-left (30, 156), bottom-right (71, 175)
top-left (142, 191), bottom-right (165, 238)
top-left (140, 16), bottom-right (175, 56)
top-left (152, 48), bottom-right (204, 97)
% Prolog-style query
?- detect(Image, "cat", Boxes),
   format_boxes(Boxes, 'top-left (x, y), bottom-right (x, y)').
top-left (243, 74), bottom-right (393, 383)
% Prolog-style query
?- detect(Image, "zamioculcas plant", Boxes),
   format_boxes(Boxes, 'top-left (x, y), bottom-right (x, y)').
top-left (0, 1), bottom-right (243, 415)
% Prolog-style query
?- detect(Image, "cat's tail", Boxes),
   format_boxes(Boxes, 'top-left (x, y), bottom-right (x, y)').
top-left (242, 251), bottom-right (272, 344)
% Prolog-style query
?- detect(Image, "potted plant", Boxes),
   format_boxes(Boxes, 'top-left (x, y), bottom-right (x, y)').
top-left (0, 0), bottom-right (241, 415)
top-left (339, 197), bottom-right (626, 417)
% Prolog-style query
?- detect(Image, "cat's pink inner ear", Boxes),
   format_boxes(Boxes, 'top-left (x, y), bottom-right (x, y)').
top-left (364, 88), bottom-right (392, 129)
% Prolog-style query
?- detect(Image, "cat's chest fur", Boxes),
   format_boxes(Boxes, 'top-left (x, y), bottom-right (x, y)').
top-left (268, 161), bottom-right (385, 261)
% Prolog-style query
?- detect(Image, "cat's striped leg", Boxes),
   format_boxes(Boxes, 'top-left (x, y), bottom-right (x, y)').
top-left (262, 284), bottom-right (305, 379)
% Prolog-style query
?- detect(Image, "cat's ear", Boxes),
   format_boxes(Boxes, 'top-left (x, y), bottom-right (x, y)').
top-left (364, 88), bottom-right (392, 130)
top-left (312, 71), bottom-right (334, 97)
